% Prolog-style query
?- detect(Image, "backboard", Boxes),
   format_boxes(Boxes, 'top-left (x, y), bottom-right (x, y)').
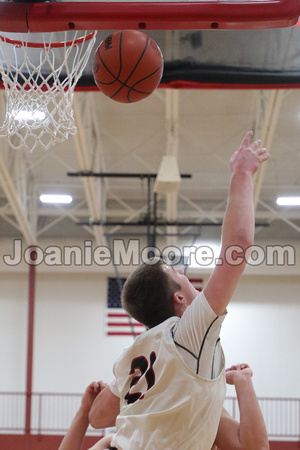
top-left (0, 0), bottom-right (298, 33)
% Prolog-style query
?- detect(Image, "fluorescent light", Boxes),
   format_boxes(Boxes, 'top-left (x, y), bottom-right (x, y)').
top-left (14, 110), bottom-right (46, 121)
top-left (40, 194), bottom-right (72, 204)
top-left (276, 196), bottom-right (300, 206)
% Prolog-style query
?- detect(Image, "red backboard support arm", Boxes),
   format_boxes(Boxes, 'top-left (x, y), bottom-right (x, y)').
top-left (0, 1), bottom-right (299, 33)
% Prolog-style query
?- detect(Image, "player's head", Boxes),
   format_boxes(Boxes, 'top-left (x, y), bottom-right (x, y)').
top-left (121, 257), bottom-right (181, 329)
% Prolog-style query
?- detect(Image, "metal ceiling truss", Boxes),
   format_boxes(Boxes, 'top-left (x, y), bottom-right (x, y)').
top-left (1, 86), bottom-right (299, 244)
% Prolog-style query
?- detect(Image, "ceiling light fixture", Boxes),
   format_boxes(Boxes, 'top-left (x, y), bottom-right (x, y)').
top-left (14, 110), bottom-right (46, 121)
top-left (40, 194), bottom-right (73, 204)
top-left (276, 196), bottom-right (300, 206)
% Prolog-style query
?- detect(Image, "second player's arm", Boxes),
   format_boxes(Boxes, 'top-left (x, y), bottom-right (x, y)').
top-left (204, 131), bottom-right (270, 315)
top-left (89, 384), bottom-right (120, 429)
top-left (214, 364), bottom-right (269, 450)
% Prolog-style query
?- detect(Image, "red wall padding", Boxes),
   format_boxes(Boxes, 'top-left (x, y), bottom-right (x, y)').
top-left (270, 442), bottom-right (300, 450)
top-left (1, 435), bottom-right (300, 450)
top-left (0, 434), bottom-right (102, 450)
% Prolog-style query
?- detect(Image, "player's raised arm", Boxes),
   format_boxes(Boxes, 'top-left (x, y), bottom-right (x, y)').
top-left (59, 381), bottom-right (107, 450)
top-left (214, 364), bottom-right (269, 450)
top-left (204, 131), bottom-right (270, 316)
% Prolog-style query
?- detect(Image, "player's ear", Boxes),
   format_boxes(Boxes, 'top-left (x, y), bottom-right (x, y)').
top-left (173, 292), bottom-right (186, 304)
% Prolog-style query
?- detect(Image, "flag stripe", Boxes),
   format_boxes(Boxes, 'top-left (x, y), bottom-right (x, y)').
top-left (107, 331), bottom-right (144, 336)
top-left (107, 322), bottom-right (145, 327)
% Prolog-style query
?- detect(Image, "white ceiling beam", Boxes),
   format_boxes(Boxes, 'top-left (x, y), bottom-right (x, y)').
top-left (90, 92), bottom-right (109, 223)
top-left (253, 89), bottom-right (284, 209)
top-left (73, 94), bottom-right (105, 246)
top-left (0, 153), bottom-right (37, 245)
top-left (165, 89), bottom-right (179, 158)
top-left (164, 89), bottom-right (180, 247)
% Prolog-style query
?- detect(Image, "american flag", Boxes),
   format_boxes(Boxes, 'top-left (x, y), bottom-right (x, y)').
top-left (106, 277), bottom-right (146, 336)
top-left (106, 277), bottom-right (203, 337)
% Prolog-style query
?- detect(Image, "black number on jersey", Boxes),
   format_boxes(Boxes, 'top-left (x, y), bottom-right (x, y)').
top-left (124, 351), bottom-right (156, 404)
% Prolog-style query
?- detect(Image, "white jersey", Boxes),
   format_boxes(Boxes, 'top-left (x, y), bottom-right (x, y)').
top-left (109, 291), bottom-right (226, 450)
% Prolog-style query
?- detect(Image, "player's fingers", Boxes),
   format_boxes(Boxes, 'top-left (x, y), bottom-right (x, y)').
top-left (93, 382), bottom-right (101, 393)
top-left (250, 139), bottom-right (262, 151)
top-left (240, 130), bottom-right (253, 148)
top-left (99, 380), bottom-right (108, 391)
top-left (87, 381), bottom-right (100, 393)
top-left (240, 363), bottom-right (249, 370)
top-left (90, 381), bottom-right (102, 393)
top-left (257, 147), bottom-right (267, 154)
top-left (226, 364), bottom-right (237, 372)
top-left (258, 152), bottom-right (271, 162)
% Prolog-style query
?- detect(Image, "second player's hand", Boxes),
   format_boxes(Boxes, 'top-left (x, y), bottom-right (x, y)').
top-left (229, 130), bottom-right (270, 176)
top-left (225, 363), bottom-right (253, 385)
top-left (81, 381), bottom-right (108, 412)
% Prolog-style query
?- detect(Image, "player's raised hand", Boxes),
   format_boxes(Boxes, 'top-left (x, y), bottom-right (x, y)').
top-left (225, 363), bottom-right (253, 385)
top-left (81, 380), bottom-right (108, 412)
top-left (229, 130), bottom-right (270, 176)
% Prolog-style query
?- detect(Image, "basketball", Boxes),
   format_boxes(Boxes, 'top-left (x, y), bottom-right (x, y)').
top-left (92, 30), bottom-right (164, 103)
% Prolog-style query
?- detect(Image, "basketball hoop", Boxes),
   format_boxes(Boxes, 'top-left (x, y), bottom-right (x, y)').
top-left (0, 30), bottom-right (98, 152)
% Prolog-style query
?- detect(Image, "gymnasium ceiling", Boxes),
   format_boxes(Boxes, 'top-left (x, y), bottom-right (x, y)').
top-left (1, 21), bottom-right (300, 248)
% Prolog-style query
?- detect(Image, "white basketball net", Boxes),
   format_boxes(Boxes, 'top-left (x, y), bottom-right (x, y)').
top-left (0, 30), bottom-right (97, 152)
